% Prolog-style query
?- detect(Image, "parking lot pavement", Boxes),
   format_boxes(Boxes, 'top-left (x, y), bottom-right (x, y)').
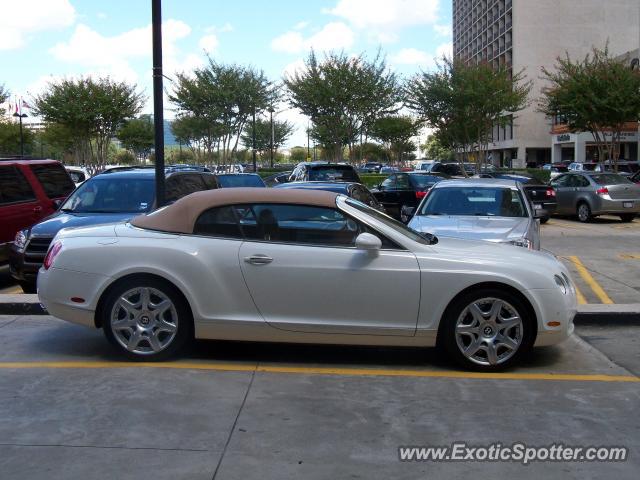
top-left (0, 266), bottom-right (21, 295)
top-left (0, 315), bottom-right (638, 479)
top-left (542, 216), bottom-right (640, 305)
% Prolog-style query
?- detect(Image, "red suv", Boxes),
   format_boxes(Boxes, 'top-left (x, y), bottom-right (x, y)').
top-left (0, 159), bottom-right (75, 268)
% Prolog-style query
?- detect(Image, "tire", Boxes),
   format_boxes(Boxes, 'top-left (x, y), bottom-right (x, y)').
top-left (576, 202), bottom-right (592, 223)
top-left (540, 216), bottom-right (550, 224)
top-left (101, 277), bottom-right (193, 361)
top-left (19, 281), bottom-right (37, 294)
top-left (440, 288), bottom-right (536, 371)
top-left (620, 214), bottom-right (635, 223)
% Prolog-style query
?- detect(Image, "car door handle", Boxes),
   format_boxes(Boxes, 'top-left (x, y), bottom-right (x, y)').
top-left (33, 206), bottom-right (42, 213)
top-left (244, 254), bottom-right (273, 265)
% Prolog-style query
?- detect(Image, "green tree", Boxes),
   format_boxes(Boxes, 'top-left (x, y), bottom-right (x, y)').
top-left (370, 116), bottom-right (420, 163)
top-left (289, 146), bottom-right (308, 162)
top-left (0, 120), bottom-right (35, 156)
top-left (285, 50), bottom-right (401, 162)
top-left (421, 134), bottom-right (455, 161)
top-left (406, 57), bottom-right (531, 173)
top-left (116, 115), bottom-right (154, 160)
top-left (539, 46), bottom-right (640, 169)
top-left (170, 115), bottom-right (212, 162)
top-left (352, 142), bottom-right (388, 163)
top-left (241, 118), bottom-right (295, 167)
top-left (0, 85), bottom-right (9, 117)
top-left (34, 77), bottom-right (144, 172)
top-left (170, 58), bottom-right (272, 163)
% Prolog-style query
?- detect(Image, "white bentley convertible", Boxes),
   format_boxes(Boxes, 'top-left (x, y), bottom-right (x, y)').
top-left (38, 188), bottom-right (576, 370)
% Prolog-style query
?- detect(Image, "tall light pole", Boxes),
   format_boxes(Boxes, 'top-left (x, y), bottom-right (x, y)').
top-left (152, 0), bottom-right (166, 207)
top-left (268, 107), bottom-right (275, 168)
top-left (307, 121), bottom-right (310, 160)
top-left (252, 106), bottom-right (257, 172)
top-left (12, 109), bottom-right (28, 158)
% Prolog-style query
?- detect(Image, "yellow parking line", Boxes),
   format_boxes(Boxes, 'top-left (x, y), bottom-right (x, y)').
top-left (0, 286), bottom-right (22, 294)
top-left (618, 253), bottom-right (640, 260)
top-left (568, 256), bottom-right (614, 305)
top-left (574, 285), bottom-right (587, 305)
top-left (0, 361), bottom-right (637, 383)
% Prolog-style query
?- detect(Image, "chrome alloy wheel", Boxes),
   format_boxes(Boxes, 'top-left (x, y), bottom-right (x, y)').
top-left (577, 203), bottom-right (590, 222)
top-left (455, 297), bottom-right (523, 366)
top-left (110, 287), bottom-right (179, 355)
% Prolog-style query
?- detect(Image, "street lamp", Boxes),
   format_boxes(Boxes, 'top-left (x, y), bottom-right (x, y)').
top-left (268, 106), bottom-right (275, 168)
top-left (152, 0), bottom-right (166, 207)
top-left (252, 105), bottom-right (257, 172)
top-left (12, 110), bottom-right (28, 158)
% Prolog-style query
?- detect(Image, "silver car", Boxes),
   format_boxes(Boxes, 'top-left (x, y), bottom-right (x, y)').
top-left (550, 172), bottom-right (640, 222)
top-left (407, 179), bottom-right (544, 250)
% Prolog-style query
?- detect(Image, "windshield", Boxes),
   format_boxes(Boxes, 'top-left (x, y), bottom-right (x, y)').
top-left (418, 187), bottom-right (528, 218)
top-left (344, 198), bottom-right (432, 245)
top-left (410, 174), bottom-right (445, 188)
top-left (61, 177), bottom-right (155, 213)
top-left (308, 166), bottom-right (360, 182)
top-left (590, 173), bottom-right (632, 185)
top-left (217, 174), bottom-right (265, 188)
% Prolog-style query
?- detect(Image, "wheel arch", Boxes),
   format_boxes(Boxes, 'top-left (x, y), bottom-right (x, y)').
top-left (94, 272), bottom-right (194, 329)
top-left (435, 281), bottom-right (538, 347)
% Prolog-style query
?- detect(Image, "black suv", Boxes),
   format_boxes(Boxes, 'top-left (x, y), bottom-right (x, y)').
top-left (10, 168), bottom-right (217, 292)
top-left (289, 162), bottom-right (362, 183)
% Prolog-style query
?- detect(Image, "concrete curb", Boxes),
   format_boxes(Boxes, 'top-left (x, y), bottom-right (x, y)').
top-left (0, 295), bottom-right (638, 324)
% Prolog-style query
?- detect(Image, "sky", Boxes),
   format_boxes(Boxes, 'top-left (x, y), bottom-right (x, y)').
top-left (0, 0), bottom-right (452, 148)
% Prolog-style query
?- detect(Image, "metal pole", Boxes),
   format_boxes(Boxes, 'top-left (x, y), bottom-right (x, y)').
top-left (152, 0), bottom-right (166, 207)
top-left (269, 109), bottom-right (274, 168)
top-left (252, 107), bottom-right (257, 172)
top-left (307, 122), bottom-right (310, 160)
top-left (18, 115), bottom-right (24, 158)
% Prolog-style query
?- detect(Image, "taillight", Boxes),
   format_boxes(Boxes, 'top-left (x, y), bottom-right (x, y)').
top-left (43, 241), bottom-right (63, 270)
top-left (546, 187), bottom-right (556, 197)
top-left (416, 188), bottom-right (430, 200)
top-left (596, 187), bottom-right (609, 196)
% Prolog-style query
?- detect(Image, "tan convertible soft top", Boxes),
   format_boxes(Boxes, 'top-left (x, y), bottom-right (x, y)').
top-left (131, 187), bottom-right (340, 234)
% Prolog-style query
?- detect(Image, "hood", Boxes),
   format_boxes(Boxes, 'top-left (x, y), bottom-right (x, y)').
top-left (409, 215), bottom-right (530, 243)
top-left (29, 211), bottom-right (137, 237)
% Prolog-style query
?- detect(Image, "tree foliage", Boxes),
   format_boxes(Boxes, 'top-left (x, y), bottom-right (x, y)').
top-left (539, 46), bottom-right (640, 167)
top-left (285, 50), bottom-right (402, 162)
top-left (116, 115), bottom-right (155, 160)
top-left (240, 117), bottom-right (295, 166)
top-left (170, 58), bottom-right (273, 163)
top-left (289, 146), bottom-right (308, 163)
top-left (34, 77), bottom-right (144, 172)
top-left (421, 134), bottom-right (455, 161)
top-left (406, 57), bottom-right (531, 172)
top-left (0, 85), bottom-right (9, 117)
top-left (0, 120), bottom-right (35, 156)
top-left (370, 116), bottom-right (420, 163)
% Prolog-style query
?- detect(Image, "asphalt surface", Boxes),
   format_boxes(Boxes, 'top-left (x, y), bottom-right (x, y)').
top-left (0, 315), bottom-right (638, 479)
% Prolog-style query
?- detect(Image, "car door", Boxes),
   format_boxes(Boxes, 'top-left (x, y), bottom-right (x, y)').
top-left (550, 174), bottom-right (573, 214)
top-left (237, 203), bottom-right (421, 336)
top-left (376, 175), bottom-right (400, 216)
top-left (395, 174), bottom-right (415, 211)
top-left (0, 165), bottom-right (40, 245)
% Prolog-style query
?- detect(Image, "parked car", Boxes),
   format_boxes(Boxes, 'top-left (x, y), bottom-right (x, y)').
top-left (549, 172), bottom-right (640, 222)
top-left (542, 163), bottom-right (569, 179)
top-left (631, 170), bottom-right (640, 185)
top-left (215, 173), bottom-right (266, 188)
top-left (406, 179), bottom-right (545, 250)
top-left (214, 164), bottom-right (244, 174)
top-left (597, 161), bottom-right (640, 177)
top-left (262, 171), bottom-right (292, 187)
top-left (166, 164), bottom-right (212, 173)
top-left (289, 162), bottom-right (361, 183)
top-left (414, 160), bottom-right (435, 172)
top-left (10, 168), bottom-right (217, 292)
top-left (38, 188), bottom-right (575, 370)
top-left (568, 162), bottom-right (598, 172)
top-left (380, 165), bottom-right (401, 174)
top-left (359, 162), bottom-right (383, 173)
top-left (372, 172), bottom-right (450, 221)
top-left (423, 162), bottom-right (475, 176)
top-left (65, 166), bottom-right (90, 186)
top-left (1, 159), bottom-right (75, 267)
top-left (274, 181), bottom-right (385, 212)
top-left (474, 172), bottom-right (557, 223)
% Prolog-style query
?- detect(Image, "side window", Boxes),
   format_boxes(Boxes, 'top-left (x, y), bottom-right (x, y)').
top-left (578, 176), bottom-right (591, 187)
top-left (30, 164), bottom-right (75, 198)
top-left (381, 175), bottom-right (396, 189)
top-left (194, 206), bottom-right (242, 239)
top-left (166, 174), bottom-right (206, 203)
top-left (201, 174), bottom-right (219, 190)
top-left (0, 166), bottom-right (36, 205)
top-left (396, 174), bottom-right (410, 189)
top-left (550, 175), bottom-right (569, 187)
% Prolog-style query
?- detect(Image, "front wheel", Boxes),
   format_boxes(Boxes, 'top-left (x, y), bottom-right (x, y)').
top-left (102, 277), bottom-right (193, 361)
top-left (440, 289), bottom-right (535, 371)
top-left (620, 214), bottom-right (635, 223)
top-left (577, 202), bottom-right (592, 223)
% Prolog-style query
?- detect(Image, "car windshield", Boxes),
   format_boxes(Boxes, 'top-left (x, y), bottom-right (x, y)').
top-left (344, 198), bottom-right (433, 245)
top-left (410, 174), bottom-right (445, 188)
top-left (590, 173), bottom-right (632, 185)
top-left (308, 166), bottom-right (360, 182)
top-left (418, 187), bottom-right (528, 218)
top-left (217, 174), bottom-right (265, 188)
top-left (60, 177), bottom-right (155, 213)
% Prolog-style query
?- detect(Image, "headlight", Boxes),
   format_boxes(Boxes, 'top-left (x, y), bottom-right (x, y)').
top-left (14, 230), bottom-right (28, 251)
top-left (508, 238), bottom-right (533, 250)
top-left (554, 274), bottom-right (568, 294)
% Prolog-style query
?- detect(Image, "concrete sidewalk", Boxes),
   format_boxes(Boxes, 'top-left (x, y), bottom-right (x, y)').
top-left (1, 294), bottom-right (638, 324)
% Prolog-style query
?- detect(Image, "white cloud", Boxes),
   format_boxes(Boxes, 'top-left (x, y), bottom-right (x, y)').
top-left (0, 0), bottom-right (76, 50)
top-left (271, 22), bottom-right (354, 54)
top-left (282, 59), bottom-right (307, 78)
top-left (328, 0), bottom-right (440, 42)
top-left (391, 48), bottom-right (433, 66)
top-left (199, 34), bottom-right (219, 53)
top-left (49, 19), bottom-right (195, 83)
top-left (436, 42), bottom-right (453, 58)
top-left (294, 21), bottom-right (309, 30)
top-left (435, 23), bottom-right (452, 37)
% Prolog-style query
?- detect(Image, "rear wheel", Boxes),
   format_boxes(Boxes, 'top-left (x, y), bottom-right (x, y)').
top-left (620, 214), bottom-right (635, 223)
top-left (441, 289), bottom-right (535, 371)
top-left (577, 202), bottom-right (592, 223)
top-left (102, 277), bottom-right (192, 361)
top-left (19, 281), bottom-right (37, 294)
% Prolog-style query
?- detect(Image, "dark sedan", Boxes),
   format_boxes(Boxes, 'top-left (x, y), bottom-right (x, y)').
top-left (372, 172), bottom-right (450, 221)
top-left (215, 173), bottom-right (266, 188)
top-left (274, 181), bottom-right (385, 212)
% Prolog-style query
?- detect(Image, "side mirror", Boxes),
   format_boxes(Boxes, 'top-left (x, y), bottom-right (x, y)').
top-left (52, 199), bottom-right (63, 209)
top-left (376, 184), bottom-right (384, 191)
top-left (355, 232), bottom-right (382, 251)
top-left (534, 207), bottom-right (549, 219)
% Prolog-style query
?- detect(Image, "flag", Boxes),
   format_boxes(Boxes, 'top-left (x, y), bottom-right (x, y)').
top-left (21, 99), bottom-right (31, 109)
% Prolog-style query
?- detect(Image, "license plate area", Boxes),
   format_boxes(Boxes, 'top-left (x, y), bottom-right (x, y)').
top-left (623, 202), bottom-right (634, 208)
